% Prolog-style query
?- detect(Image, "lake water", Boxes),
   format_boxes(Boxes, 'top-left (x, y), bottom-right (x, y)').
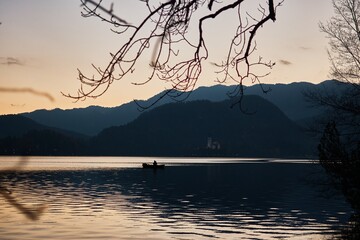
top-left (0, 157), bottom-right (353, 239)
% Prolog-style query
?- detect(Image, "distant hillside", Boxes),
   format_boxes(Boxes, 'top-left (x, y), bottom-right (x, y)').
top-left (244, 80), bottom-right (350, 121)
top-left (0, 129), bottom-right (87, 156)
top-left (244, 82), bottom-right (317, 120)
top-left (0, 114), bottom-right (86, 139)
top-left (21, 104), bottom-right (139, 136)
top-left (20, 80), bottom-right (349, 136)
top-left (90, 96), bottom-right (316, 158)
top-left (0, 115), bottom-right (88, 156)
top-left (187, 80), bottom-right (350, 120)
top-left (0, 115), bottom-right (48, 138)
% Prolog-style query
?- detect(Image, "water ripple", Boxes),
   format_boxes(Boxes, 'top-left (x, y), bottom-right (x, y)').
top-left (0, 160), bottom-right (354, 239)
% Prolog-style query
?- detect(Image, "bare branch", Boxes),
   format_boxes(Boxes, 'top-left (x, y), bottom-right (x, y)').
top-left (65, 0), bottom-right (283, 105)
top-left (320, 0), bottom-right (360, 84)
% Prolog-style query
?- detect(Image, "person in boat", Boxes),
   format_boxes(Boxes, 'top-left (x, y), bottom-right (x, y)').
top-left (153, 160), bottom-right (157, 166)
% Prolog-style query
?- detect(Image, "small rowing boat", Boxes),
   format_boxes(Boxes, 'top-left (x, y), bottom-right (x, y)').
top-left (142, 163), bottom-right (165, 169)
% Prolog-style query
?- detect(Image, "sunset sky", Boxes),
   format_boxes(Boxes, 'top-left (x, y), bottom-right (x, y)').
top-left (0, 0), bottom-right (334, 115)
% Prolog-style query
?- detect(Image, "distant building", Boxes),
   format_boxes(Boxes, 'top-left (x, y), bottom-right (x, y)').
top-left (207, 137), bottom-right (221, 150)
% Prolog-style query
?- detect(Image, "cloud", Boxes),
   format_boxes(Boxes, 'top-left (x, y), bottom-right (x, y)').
top-left (0, 57), bottom-right (25, 66)
top-left (0, 87), bottom-right (55, 102)
top-left (11, 103), bottom-right (26, 107)
top-left (278, 59), bottom-right (292, 66)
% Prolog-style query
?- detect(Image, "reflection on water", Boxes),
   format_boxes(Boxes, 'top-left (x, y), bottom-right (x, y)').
top-left (0, 158), bottom-right (353, 239)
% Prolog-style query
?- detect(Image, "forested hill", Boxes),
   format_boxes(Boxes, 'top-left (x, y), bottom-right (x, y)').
top-left (90, 96), bottom-right (316, 158)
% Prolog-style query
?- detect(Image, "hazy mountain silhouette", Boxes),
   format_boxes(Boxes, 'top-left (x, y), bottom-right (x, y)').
top-left (20, 80), bottom-right (347, 136)
top-left (0, 115), bottom-right (88, 155)
top-left (187, 80), bottom-right (350, 121)
top-left (0, 115), bottom-right (47, 138)
top-left (90, 96), bottom-right (316, 158)
top-left (0, 114), bottom-right (86, 139)
top-left (20, 105), bottom-right (137, 136)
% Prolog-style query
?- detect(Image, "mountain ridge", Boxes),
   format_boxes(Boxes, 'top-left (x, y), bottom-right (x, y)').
top-left (18, 80), bottom-right (346, 136)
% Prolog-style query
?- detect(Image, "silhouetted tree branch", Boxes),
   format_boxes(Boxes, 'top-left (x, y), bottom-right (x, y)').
top-left (63, 0), bottom-right (283, 106)
top-left (0, 188), bottom-right (47, 221)
top-left (320, 0), bottom-right (360, 86)
top-left (0, 157), bottom-right (47, 221)
top-left (306, 0), bottom-right (360, 137)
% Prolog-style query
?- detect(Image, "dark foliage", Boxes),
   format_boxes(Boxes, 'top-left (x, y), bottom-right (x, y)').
top-left (318, 122), bottom-right (360, 213)
top-left (0, 130), bottom-right (88, 156)
top-left (341, 214), bottom-right (360, 240)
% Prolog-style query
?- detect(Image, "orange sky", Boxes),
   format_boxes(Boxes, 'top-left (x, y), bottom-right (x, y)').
top-left (0, 0), bottom-right (334, 115)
